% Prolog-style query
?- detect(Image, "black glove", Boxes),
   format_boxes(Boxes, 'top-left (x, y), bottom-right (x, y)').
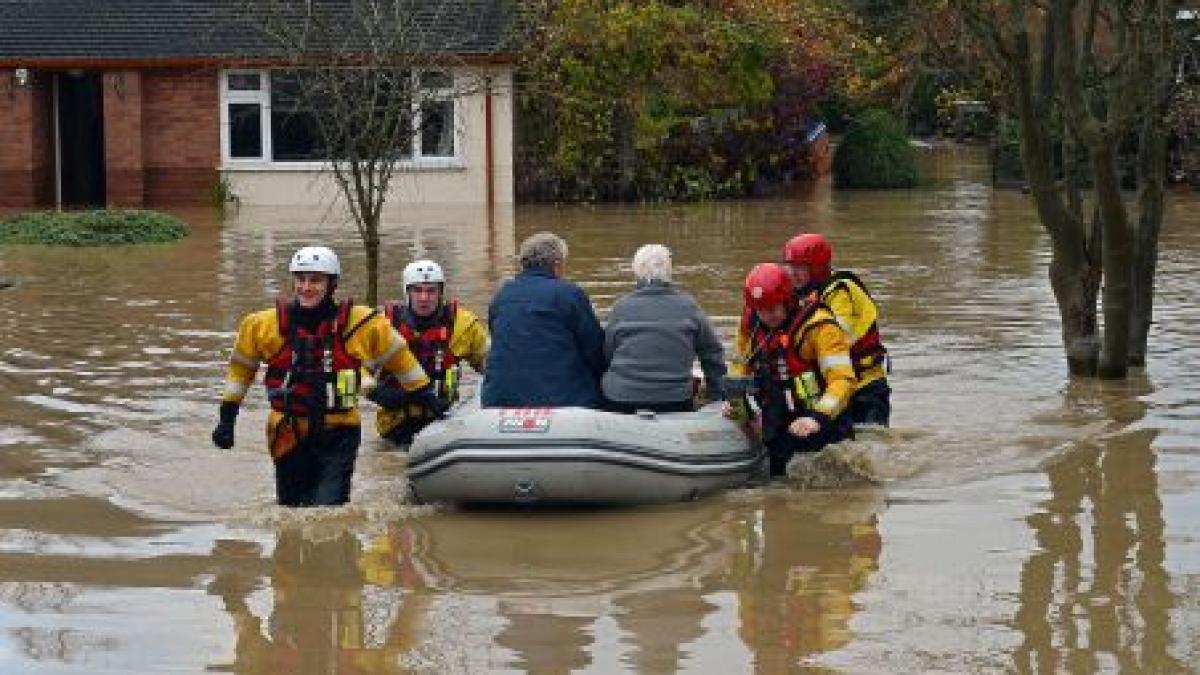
top-left (211, 401), bottom-right (239, 449)
top-left (414, 385), bottom-right (449, 419)
top-left (369, 383), bottom-right (448, 419)
top-left (366, 383), bottom-right (409, 409)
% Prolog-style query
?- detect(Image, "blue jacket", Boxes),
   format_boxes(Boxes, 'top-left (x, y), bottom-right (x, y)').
top-left (481, 268), bottom-right (606, 407)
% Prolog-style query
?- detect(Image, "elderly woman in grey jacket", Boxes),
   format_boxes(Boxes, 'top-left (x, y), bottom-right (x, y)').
top-left (601, 244), bottom-right (726, 413)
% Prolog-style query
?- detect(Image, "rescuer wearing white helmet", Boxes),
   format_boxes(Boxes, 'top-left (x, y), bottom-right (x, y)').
top-left (211, 245), bottom-right (431, 506)
top-left (368, 258), bottom-right (490, 447)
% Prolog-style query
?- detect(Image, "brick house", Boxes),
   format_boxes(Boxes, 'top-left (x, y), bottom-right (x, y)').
top-left (0, 1), bottom-right (515, 209)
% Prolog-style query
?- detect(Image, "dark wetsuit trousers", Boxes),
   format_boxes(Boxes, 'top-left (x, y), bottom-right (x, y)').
top-left (763, 416), bottom-right (854, 476)
top-left (848, 379), bottom-right (891, 427)
top-left (273, 425), bottom-right (360, 507)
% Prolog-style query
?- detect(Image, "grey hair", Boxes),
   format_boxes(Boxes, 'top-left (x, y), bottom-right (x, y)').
top-left (631, 244), bottom-right (672, 284)
top-left (518, 231), bottom-right (568, 271)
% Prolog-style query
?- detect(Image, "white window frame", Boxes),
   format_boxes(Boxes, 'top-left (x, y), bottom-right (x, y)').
top-left (219, 68), bottom-right (465, 171)
top-left (220, 70), bottom-right (271, 165)
top-left (414, 70), bottom-right (460, 160)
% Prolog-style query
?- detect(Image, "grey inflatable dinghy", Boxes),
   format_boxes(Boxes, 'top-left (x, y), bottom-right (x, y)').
top-left (405, 399), bottom-right (763, 505)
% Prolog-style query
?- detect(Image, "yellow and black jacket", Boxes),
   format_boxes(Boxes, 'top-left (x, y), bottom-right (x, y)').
top-left (733, 271), bottom-right (886, 395)
top-left (220, 298), bottom-right (430, 437)
top-left (375, 301), bottom-right (489, 438)
top-left (821, 271), bottom-right (888, 388)
top-left (731, 301), bottom-right (857, 426)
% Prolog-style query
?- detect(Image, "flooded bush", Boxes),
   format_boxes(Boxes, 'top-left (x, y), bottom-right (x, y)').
top-left (832, 109), bottom-right (919, 189)
top-left (0, 210), bottom-right (188, 246)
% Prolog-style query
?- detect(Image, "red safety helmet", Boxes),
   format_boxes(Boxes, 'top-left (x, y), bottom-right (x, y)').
top-left (743, 263), bottom-right (795, 311)
top-left (782, 233), bottom-right (833, 278)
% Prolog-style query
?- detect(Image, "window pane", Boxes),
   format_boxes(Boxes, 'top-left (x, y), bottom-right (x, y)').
top-left (271, 72), bottom-right (326, 161)
top-left (420, 71), bottom-right (452, 90)
top-left (227, 73), bottom-right (262, 91)
top-left (228, 103), bottom-right (262, 159)
top-left (420, 99), bottom-right (454, 157)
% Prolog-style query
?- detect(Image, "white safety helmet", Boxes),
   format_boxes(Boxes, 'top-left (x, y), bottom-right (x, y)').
top-left (289, 246), bottom-right (341, 277)
top-left (403, 259), bottom-right (445, 290)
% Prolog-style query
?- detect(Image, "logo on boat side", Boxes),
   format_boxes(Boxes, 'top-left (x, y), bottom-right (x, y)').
top-left (498, 408), bottom-right (552, 433)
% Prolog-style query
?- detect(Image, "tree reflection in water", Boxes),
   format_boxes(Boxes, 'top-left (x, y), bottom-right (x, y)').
top-left (1014, 376), bottom-right (1186, 673)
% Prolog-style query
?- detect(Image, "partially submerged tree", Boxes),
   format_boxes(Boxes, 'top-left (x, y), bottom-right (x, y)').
top-left (224, 0), bottom-right (509, 304)
top-left (944, 0), bottom-right (1192, 377)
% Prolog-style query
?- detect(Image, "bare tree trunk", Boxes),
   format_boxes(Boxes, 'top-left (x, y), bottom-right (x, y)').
top-left (1131, 116), bottom-right (1166, 367)
top-left (1129, 0), bottom-right (1173, 368)
top-left (1009, 18), bottom-right (1101, 375)
top-left (1091, 139), bottom-right (1133, 378)
top-left (953, 0), bottom-right (1176, 378)
top-left (364, 217), bottom-right (381, 307)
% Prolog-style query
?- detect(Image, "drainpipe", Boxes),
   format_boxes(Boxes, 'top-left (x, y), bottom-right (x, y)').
top-left (484, 75), bottom-right (494, 214)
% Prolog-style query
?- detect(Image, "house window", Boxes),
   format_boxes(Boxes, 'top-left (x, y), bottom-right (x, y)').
top-left (269, 72), bottom-right (324, 162)
top-left (221, 71), bottom-right (268, 160)
top-left (221, 69), bottom-right (461, 166)
top-left (228, 104), bottom-right (264, 159)
top-left (418, 71), bottom-right (455, 158)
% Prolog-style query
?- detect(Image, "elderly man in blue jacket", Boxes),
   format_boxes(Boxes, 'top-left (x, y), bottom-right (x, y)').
top-left (482, 231), bottom-right (606, 407)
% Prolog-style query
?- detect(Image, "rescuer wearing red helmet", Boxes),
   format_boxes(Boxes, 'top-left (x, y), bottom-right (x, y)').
top-left (726, 263), bottom-right (857, 476)
top-left (780, 233), bottom-right (891, 426)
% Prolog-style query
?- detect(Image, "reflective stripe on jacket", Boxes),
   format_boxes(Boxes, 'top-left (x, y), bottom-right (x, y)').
top-left (739, 302), bottom-right (857, 422)
top-left (376, 301), bottom-right (489, 436)
top-left (220, 298), bottom-right (429, 428)
top-left (262, 299), bottom-right (362, 417)
top-left (822, 271), bottom-right (888, 386)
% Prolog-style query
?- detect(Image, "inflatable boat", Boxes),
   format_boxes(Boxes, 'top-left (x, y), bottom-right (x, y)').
top-left (405, 400), bottom-right (763, 505)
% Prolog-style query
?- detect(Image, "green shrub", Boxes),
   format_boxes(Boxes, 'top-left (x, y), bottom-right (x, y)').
top-left (832, 109), bottom-right (919, 189)
top-left (0, 210), bottom-right (188, 246)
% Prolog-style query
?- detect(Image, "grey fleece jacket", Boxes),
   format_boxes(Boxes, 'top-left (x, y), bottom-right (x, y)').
top-left (601, 282), bottom-right (726, 404)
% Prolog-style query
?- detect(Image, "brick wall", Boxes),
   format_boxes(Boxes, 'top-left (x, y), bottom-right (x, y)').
top-left (103, 70), bottom-right (144, 207)
top-left (142, 69), bottom-right (219, 205)
top-left (0, 70), bottom-right (35, 207)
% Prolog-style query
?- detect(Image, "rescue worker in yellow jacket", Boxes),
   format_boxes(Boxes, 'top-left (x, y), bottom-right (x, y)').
top-left (369, 259), bottom-right (489, 446)
top-left (210, 245), bottom-right (430, 507)
top-left (725, 263), bottom-right (857, 476)
top-left (782, 233), bottom-right (891, 426)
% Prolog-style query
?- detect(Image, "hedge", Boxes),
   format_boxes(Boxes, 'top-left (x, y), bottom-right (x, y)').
top-left (832, 109), bottom-right (919, 189)
top-left (0, 210), bottom-right (188, 246)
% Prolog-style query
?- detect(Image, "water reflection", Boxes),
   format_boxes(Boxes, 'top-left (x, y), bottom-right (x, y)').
top-left (1, 147), bottom-right (1198, 671)
top-left (393, 505), bottom-right (736, 672)
top-left (727, 490), bottom-right (883, 673)
top-left (1015, 376), bottom-right (1186, 674)
top-left (210, 529), bottom-right (414, 674)
top-left (326, 492), bottom-right (888, 674)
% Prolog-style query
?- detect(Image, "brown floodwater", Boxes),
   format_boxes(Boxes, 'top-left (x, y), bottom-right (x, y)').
top-left (1, 146), bottom-right (1198, 673)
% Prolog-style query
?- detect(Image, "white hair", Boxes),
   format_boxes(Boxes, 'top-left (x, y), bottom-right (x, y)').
top-left (631, 244), bottom-right (672, 284)
top-left (518, 231), bottom-right (568, 271)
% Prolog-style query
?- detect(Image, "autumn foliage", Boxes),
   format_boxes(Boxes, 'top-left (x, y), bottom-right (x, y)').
top-left (515, 0), bottom-right (866, 201)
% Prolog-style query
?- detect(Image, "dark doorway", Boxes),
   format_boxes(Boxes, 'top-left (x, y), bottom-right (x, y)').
top-left (56, 71), bottom-right (106, 206)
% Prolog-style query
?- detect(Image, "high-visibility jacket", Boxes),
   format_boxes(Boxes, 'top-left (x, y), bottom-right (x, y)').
top-left (733, 301), bottom-right (856, 424)
top-left (820, 271), bottom-right (888, 388)
top-left (220, 298), bottom-right (429, 430)
top-left (732, 271), bottom-right (887, 392)
top-left (375, 301), bottom-right (489, 437)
